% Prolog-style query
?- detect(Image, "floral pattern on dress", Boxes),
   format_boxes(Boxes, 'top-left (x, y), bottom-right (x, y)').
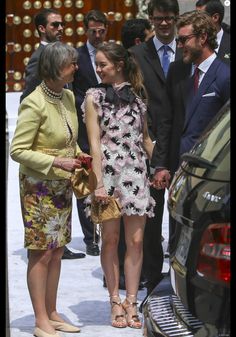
top-left (20, 173), bottom-right (72, 250)
top-left (82, 84), bottom-right (155, 218)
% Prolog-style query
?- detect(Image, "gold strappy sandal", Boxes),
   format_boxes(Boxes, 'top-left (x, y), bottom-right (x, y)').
top-left (122, 295), bottom-right (142, 329)
top-left (110, 295), bottom-right (127, 328)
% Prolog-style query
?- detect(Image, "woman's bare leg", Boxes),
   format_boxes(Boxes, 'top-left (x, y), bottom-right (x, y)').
top-left (100, 219), bottom-right (126, 327)
top-left (123, 214), bottom-right (146, 296)
top-left (100, 219), bottom-right (120, 297)
top-left (27, 249), bottom-right (56, 334)
top-left (122, 215), bottom-right (146, 328)
top-left (45, 246), bottom-right (64, 322)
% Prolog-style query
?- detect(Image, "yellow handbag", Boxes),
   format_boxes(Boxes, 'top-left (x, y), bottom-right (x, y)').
top-left (71, 166), bottom-right (97, 199)
top-left (91, 196), bottom-right (121, 224)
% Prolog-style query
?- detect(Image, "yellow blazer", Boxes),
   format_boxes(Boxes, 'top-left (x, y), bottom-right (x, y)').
top-left (10, 85), bottom-right (81, 180)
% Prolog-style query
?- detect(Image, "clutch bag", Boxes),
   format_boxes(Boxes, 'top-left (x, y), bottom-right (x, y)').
top-left (91, 196), bottom-right (121, 224)
top-left (71, 162), bottom-right (97, 199)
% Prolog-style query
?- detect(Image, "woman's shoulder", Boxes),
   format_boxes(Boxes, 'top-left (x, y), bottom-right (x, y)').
top-left (20, 86), bottom-right (45, 107)
top-left (86, 85), bottom-right (106, 96)
top-left (85, 86), bottom-right (106, 104)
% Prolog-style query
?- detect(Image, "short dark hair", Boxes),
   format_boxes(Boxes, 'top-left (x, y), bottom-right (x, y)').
top-left (195, 0), bottom-right (220, 6)
top-left (148, 0), bottom-right (179, 17)
top-left (34, 8), bottom-right (60, 34)
top-left (196, 0), bottom-right (230, 32)
top-left (121, 19), bottom-right (152, 49)
top-left (83, 9), bottom-right (108, 29)
top-left (204, 0), bottom-right (225, 24)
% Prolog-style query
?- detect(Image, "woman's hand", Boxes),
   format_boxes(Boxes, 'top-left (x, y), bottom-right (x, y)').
top-left (53, 157), bottom-right (82, 172)
top-left (77, 153), bottom-right (93, 169)
top-left (94, 186), bottom-right (109, 205)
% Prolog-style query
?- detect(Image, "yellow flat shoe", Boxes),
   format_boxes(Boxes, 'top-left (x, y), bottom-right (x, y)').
top-left (49, 320), bottom-right (81, 333)
top-left (33, 327), bottom-right (61, 337)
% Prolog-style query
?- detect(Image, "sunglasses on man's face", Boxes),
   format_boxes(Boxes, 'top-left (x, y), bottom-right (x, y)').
top-left (51, 21), bottom-right (66, 28)
top-left (175, 33), bottom-right (198, 45)
top-left (87, 28), bottom-right (106, 35)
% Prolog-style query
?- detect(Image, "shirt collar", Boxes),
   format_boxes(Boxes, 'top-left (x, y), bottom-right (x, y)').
top-left (86, 41), bottom-right (96, 56)
top-left (40, 41), bottom-right (48, 46)
top-left (192, 53), bottom-right (217, 75)
top-left (215, 28), bottom-right (224, 53)
top-left (153, 35), bottom-right (176, 53)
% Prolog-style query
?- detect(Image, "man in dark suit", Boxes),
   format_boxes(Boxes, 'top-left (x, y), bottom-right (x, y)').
top-left (131, 0), bottom-right (181, 295)
top-left (152, 10), bottom-right (230, 252)
top-left (20, 9), bottom-right (65, 103)
top-left (20, 8), bottom-right (85, 260)
top-left (72, 10), bottom-right (108, 256)
top-left (196, 0), bottom-right (230, 64)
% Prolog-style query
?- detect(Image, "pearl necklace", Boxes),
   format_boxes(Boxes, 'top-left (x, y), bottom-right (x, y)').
top-left (41, 81), bottom-right (63, 99)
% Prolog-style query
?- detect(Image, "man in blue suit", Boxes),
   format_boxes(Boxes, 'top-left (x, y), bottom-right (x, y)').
top-left (72, 10), bottom-right (108, 256)
top-left (152, 10), bottom-right (230, 252)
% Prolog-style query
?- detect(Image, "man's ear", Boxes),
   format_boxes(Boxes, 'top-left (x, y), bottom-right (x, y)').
top-left (200, 32), bottom-right (208, 46)
top-left (134, 37), bottom-right (142, 45)
top-left (38, 24), bottom-right (46, 34)
top-left (211, 13), bottom-right (220, 25)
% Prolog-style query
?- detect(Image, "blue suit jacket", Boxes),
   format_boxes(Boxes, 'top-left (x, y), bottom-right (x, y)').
top-left (166, 57), bottom-right (230, 175)
top-left (72, 44), bottom-right (99, 152)
top-left (180, 57), bottom-right (230, 156)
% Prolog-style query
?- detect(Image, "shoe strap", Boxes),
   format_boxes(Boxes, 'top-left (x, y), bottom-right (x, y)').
top-left (110, 295), bottom-right (122, 306)
top-left (124, 298), bottom-right (138, 306)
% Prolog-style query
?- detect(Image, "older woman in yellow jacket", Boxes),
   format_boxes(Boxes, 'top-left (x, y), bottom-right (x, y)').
top-left (10, 42), bottom-right (88, 337)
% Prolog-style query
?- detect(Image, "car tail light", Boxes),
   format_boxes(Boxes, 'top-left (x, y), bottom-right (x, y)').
top-left (197, 223), bottom-right (230, 285)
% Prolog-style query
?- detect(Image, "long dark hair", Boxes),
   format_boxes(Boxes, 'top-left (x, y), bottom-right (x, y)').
top-left (96, 42), bottom-right (147, 99)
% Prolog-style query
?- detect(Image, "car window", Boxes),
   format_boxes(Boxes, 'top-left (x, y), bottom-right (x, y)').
top-left (181, 106), bottom-right (230, 182)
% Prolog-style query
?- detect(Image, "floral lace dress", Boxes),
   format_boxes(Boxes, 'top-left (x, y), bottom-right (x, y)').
top-left (82, 82), bottom-right (155, 218)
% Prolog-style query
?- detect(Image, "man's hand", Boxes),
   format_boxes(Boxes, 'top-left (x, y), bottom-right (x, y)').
top-left (151, 169), bottom-right (171, 190)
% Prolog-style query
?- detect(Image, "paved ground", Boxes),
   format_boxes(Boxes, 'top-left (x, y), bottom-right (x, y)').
top-left (6, 92), bottom-right (169, 337)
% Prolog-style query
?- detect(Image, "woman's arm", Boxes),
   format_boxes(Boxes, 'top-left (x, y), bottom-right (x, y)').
top-left (84, 94), bottom-right (104, 189)
top-left (142, 113), bottom-right (154, 160)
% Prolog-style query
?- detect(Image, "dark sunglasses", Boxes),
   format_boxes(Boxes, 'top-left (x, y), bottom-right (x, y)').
top-left (152, 16), bottom-right (176, 23)
top-left (87, 28), bottom-right (106, 35)
top-left (175, 34), bottom-right (198, 45)
top-left (51, 21), bottom-right (66, 28)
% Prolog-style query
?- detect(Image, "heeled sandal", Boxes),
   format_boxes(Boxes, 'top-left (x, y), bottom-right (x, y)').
top-left (122, 295), bottom-right (142, 329)
top-left (110, 295), bottom-right (127, 328)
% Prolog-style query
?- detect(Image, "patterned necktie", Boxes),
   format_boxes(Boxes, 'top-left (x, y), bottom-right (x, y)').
top-left (194, 67), bottom-right (200, 93)
top-left (162, 45), bottom-right (170, 77)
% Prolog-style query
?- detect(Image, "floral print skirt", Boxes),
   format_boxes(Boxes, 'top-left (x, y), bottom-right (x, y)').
top-left (19, 173), bottom-right (73, 250)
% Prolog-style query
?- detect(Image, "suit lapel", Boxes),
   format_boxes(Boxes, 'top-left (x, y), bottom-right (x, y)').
top-left (217, 32), bottom-right (230, 61)
top-left (80, 45), bottom-right (98, 84)
top-left (176, 62), bottom-right (192, 110)
top-left (183, 58), bottom-right (221, 130)
top-left (143, 39), bottom-right (166, 82)
top-left (175, 47), bottom-right (183, 61)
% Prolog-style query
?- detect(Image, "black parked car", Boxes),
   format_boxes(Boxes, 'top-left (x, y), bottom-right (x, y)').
top-left (143, 101), bottom-right (230, 337)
